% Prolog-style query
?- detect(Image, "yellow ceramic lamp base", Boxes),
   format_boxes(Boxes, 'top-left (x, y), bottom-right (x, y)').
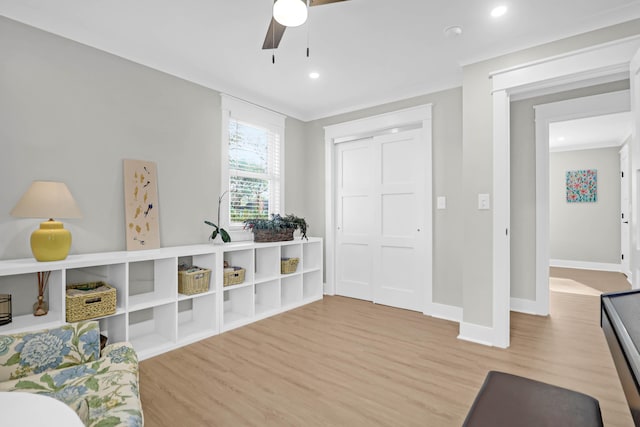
top-left (31, 219), bottom-right (72, 262)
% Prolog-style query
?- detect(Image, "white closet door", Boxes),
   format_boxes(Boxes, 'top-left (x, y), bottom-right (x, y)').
top-left (373, 130), bottom-right (426, 311)
top-left (335, 129), bottom-right (427, 311)
top-left (335, 138), bottom-right (374, 301)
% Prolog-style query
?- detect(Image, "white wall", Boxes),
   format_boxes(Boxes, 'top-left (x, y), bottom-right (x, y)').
top-left (549, 147), bottom-right (621, 264)
top-left (0, 16), bottom-right (308, 260)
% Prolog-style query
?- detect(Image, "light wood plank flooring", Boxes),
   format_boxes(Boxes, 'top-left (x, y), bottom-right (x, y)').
top-left (139, 270), bottom-right (634, 426)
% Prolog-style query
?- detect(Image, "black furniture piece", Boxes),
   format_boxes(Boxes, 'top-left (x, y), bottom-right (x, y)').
top-left (463, 371), bottom-right (603, 427)
top-left (601, 289), bottom-right (640, 426)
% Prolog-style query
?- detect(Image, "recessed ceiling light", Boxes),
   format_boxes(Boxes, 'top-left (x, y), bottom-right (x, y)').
top-left (491, 5), bottom-right (507, 17)
top-left (309, 72), bottom-right (320, 79)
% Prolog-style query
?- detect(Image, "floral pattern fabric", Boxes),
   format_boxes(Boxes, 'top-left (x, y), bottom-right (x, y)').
top-left (0, 321), bottom-right (100, 382)
top-left (0, 323), bottom-right (143, 427)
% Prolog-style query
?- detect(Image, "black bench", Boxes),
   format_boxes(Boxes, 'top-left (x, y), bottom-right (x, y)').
top-left (463, 371), bottom-right (603, 427)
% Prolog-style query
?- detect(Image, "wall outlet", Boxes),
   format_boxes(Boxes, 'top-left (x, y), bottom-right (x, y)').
top-left (437, 196), bottom-right (446, 210)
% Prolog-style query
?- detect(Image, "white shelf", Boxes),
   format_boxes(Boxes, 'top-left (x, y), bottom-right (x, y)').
top-left (0, 240), bottom-right (322, 361)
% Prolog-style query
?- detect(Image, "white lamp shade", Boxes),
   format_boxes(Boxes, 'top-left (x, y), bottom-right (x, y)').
top-left (273, 0), bottom-right (308, 27)
top-left (11, 181), bottom-right (82, 219)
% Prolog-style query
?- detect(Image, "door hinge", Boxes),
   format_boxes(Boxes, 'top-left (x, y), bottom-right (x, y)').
top-left (622, 171), bottom-right (625, 178)
top-left (622, 253), bottom-right (625, 260)
top-left (506, 228), bottom-right (508, 236)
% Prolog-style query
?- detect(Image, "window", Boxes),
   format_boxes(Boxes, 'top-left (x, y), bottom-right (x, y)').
top-left (221, 95), bottom-right (285, 230)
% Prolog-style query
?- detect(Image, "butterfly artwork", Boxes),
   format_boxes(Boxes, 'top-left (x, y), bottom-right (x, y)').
top-left (123, 159), bottom-right (161, 250)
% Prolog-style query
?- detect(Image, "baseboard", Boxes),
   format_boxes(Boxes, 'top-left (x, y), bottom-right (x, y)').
top-left (550, 259), bottom-right (621, 272)
top-left (425, 302), bottom-right (462, 323)
top-left (510, 297), bottom-right (544, 315)
top-left (458, 322), bottom-right (494, 347)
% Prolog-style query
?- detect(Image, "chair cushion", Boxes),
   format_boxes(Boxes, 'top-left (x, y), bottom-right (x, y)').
top-left (0, 321), bottom-right (100, 382)
top-left (463, 371), bottom-right (603, 427)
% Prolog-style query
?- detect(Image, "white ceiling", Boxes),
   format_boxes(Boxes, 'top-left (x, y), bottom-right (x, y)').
top-left (1, 0), bottom-right (640, 121)
top-left (549, 112), bottom-right (633, 151)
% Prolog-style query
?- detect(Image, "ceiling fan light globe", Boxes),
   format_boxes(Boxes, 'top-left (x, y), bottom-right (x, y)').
top-left (273, 0), bottom-right (308, 27)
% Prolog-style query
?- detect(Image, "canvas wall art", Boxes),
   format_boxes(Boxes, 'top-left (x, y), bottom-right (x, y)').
top-left (566, 169), bottom-right (597, 203)
top-left (123, 159), bottom-right (160, 250)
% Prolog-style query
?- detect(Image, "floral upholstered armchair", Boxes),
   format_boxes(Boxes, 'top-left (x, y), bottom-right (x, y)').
top-left (0, 321), bottom-right (143, 426)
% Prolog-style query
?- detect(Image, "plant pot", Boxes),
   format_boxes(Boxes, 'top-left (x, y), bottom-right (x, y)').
top-left (252, 228), bottom-right (294, 243)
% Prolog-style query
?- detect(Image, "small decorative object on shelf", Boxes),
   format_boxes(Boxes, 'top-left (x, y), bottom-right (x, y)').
top-left (34, 271), bottom-right (51, 316)
top-left (66, 281), bottom-right (117, 322)
top-left (204, 191), bottom-right (231, 243)
top-left (281, 257), bottom-right (299, 274)
top-left (244, 214), bottom-right (308, 242)
top-left (223, 260), bottom-right (245, 286)
top-left (178, 263), bottom-right (211, 295)
top-left (0, 294), bottom-right (11, 326)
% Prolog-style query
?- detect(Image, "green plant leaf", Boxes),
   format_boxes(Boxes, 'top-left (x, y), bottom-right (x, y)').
top-left (220, 228), bottom-right (231, 243)
top-left (5, 352), bottom-right (20, 366)
top-left (204, 220), bottom-right (218, 228)
top-left (211, 229), bottom-right (218, 240)
top-left (85, 376), bottom-right (99, 391)
top-left (14, 380), bottom-right (48, 391)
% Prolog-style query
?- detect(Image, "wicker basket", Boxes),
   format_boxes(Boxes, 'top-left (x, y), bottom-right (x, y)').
top-left (252, 228), bottom-right (294, 243)
top-left (224, 267), bottom-right (246, 286)
top-left (66, 281), bottom-right (117, 322)
top-left (178, 266), bottom-right (211, 295)
top-left (281, 258), bottom-right (299, 274)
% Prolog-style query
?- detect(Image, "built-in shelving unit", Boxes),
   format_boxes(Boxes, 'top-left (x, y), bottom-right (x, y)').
top-left (0, 238), bottom-right (323, 360)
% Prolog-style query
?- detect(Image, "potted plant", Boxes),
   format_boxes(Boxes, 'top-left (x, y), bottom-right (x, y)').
top-left (244, 214), bottom-right (308, 242)
top-left (204, 192), bottom-right (231, 243)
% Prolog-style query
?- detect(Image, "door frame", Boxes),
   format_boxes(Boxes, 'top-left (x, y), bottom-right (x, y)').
top-left (532, 90), bottom-right (630, 317)
top-left (324, 104), bottom-right (433, 314)
top-left (490, 35), bottom-right (640, 348)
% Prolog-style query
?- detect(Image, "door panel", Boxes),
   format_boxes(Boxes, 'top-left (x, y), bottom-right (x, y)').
top-left (335, 129), bottom-right (427, 311)
top-left (335, 140), bottom-right (373, 301)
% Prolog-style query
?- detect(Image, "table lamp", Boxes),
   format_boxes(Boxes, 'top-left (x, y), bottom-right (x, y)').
top-left (10, 181), bottom-right (82, 262)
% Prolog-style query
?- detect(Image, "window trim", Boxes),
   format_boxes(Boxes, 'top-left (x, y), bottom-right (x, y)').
top-left (221, 94), bottom-right (285, 239)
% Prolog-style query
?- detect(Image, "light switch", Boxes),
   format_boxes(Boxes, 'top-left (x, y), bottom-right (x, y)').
top-left (437, 196), bottom-right (446, 210)
top-left (478, 193), bottom-right (490, 210)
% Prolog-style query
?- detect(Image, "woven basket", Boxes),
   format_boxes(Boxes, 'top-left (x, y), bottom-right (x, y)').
top-left (178, 266), bottom-right (211, 295)
top-left (66, 281), bottom-right (116, 322)
top-left (281, 258), bottom-right (299, 274)
top-left (252, 228), bottom-right (294, 243)
top-left (224, 267), bottom-right (246, 286)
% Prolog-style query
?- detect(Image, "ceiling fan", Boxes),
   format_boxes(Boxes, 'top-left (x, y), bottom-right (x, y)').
top-left (262, 0), bottom-right (351, 50)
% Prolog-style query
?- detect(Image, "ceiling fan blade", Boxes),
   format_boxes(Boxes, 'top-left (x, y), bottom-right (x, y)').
top-left (309, 0), bottom-right (349, 6)
top-left (262, 17), bottom-right (287, 50)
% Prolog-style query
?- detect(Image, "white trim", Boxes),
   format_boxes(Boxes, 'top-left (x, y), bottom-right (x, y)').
top-left (426, 303), bottom-right (462, 323)
top-left (491, 35), bottom-right (640, 94)
top-left (510, 297), bottom-right (545, 316)
top-left (549, 139), bottom-right (627, 153)
top-left (219, 93), bottom-right (285, 236)
top-left (458, 322), bottom-right (495, 347)
top-left (492, 90), bottom-right (511, 349)
top-left (550, 259), bottom-right (622, 272)
top-left (492, 36), bottom-right (640, 352)
top-left (534, 90), bottom-right (630, 318)
top-left (323, 104), bottom-right (433, 307)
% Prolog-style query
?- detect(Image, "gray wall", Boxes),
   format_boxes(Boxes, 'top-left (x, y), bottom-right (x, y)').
top-left (509, 81), bottom-right (629, 300)
top-left (304, 88), bottom-right (464, 308)
top-left (549, 147), bottom-right (621, 263)
top-left (0, 16), bottom-right (308, 260)
top-left (461, 19), bottom-right (640, 327)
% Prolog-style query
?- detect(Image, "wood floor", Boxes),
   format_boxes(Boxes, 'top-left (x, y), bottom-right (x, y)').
top-left (139, 270), bottom-right (634, 426)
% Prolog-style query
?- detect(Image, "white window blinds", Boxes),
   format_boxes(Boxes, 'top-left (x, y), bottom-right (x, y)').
top-left (221, 95), bottom-right (285, 228)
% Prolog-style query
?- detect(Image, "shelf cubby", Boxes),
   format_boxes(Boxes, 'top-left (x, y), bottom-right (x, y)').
top-left (99, 313), bottom-right (127, 343)
top-left (223, 248), bottom-right (254, 283)
top-left (281, 275), bottom-right (303, 308)
top-left (255, 280), bottom-right (280, 316)
top-left (255, 246), bottom-right (280, 283)
top-left (128, 303), bottom-right (176, 359)
top-left (303, 240), bottom-right (323, 272)
top-left (66, 263), bottom-right (127, 312)
top-left (303, 270), bottom-right (323, 301)
top-left (128, 258), bottom-right (176, 310)
top-left (223, 285), bottom-right (253, 329)
top-left (177, 293), bottom-right (217, 344)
